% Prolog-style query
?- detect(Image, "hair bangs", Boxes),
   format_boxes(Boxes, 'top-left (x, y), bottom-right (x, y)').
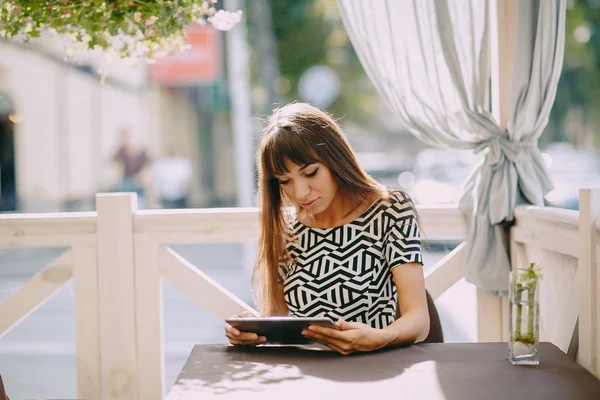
top-left (262, 127), bottom-right (320, 178)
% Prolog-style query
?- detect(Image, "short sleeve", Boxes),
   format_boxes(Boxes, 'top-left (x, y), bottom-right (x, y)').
top-left (384, 193), bottom-right (423, 269)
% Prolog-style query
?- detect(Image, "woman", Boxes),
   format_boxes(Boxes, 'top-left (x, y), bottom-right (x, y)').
top-left (225, 103), bottom-right (430, 355)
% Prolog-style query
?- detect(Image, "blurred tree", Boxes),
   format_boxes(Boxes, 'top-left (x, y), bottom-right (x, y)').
top-left (546, 0), bottom-right (600, 148)
top-left (247, 0), bottom-right (380, 124)
top-left (247, 0), bottom-right (600, 149)
top-left (248, 0), bottom-right (282, 113)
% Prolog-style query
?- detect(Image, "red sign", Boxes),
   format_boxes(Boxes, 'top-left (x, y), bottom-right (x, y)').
top-left (148, 25), bottom-right (221, 85)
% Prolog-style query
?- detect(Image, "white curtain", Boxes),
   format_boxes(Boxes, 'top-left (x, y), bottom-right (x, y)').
top-left (337, 0), bottom-right (566, 291)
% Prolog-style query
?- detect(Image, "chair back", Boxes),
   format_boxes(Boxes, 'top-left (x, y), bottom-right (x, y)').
top-left (0, 374), bottom-right (9, 400)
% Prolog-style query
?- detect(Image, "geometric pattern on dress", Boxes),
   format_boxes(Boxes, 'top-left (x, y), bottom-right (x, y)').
top-left (280, 190), bottom-right (423, 329)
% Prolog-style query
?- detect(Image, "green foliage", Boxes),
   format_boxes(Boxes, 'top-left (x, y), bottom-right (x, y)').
top-left (549, 0), bottom-right (600, 146)
top-left (250, 0), bottom-right (379, 124)
top-left (0, 0), bottom-right (237, 63)
top-left (269, 0), bottom-right (330, 97)
top-left (512, 263), bottom-right (542, 343)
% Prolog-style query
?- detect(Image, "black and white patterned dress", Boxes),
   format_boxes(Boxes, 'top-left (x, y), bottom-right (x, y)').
top-left (279, 190), bottom-right (423, 329)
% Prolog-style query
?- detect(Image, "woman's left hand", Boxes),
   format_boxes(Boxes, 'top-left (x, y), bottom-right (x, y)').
top-left (302, 319), bottom-right (390, 355)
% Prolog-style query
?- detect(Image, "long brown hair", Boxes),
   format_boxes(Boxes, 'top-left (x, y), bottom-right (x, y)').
top-left (254, 102), bottom-right (386, 316)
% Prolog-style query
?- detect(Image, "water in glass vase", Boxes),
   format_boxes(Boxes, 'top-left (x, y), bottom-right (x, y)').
top-left (508, 266), bottom-right (541, 366)
top-left (509, 298), bottom-right (539, 365)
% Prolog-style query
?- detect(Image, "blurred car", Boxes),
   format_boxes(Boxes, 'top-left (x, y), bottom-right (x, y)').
top-left (357, 143), bottom-right (600, 212)
top-left (402, 148), bottom-right (481, 205)
top-left (355, 151), bottom-right (413, 188)
top-left (542, 143), bottom-right (600, 210)
top-left (369, 168), bottom-right (411, 188)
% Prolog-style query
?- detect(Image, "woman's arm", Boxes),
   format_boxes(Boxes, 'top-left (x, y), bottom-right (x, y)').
top-left (301, 262), bottom-right (430, 354)
top-left (380, 262), bottom-right (430, 347)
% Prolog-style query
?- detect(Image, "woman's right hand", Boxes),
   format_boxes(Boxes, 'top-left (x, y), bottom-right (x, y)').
top-left (224, 311), bottom-right (267, 346)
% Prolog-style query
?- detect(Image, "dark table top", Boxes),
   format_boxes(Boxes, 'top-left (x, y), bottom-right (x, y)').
top-left (165, 342), bottom-right (600, 400)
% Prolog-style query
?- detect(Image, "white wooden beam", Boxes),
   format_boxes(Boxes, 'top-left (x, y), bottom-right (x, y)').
top-left (514, 205), bottom-right (579, 226)
top-left (510, 226), bottom-right (579, 258)
top-left (96, 193), bottom-right (139, 399)
top-left (481, 0), bottom-right (520, 344)
top-left (578, 188), bottom-right (600, 377)
top-left (134, 208), bottom-right (259, 244)
top-left (134, 206), bottom-right (467, 244)
top-left (417, 206), bottom-right (467, 241)
top-left (425, 242), bottom-right (466, 300)
top-left (134, 241), bottom-right (164, 400)
top-left (491, 0), bottom-right (519, 130)
top-left (159, 246), bottom-right (259, 320)
top-left (0, 212), bottom-right (96, 247)
top-left (73, 245), bottom-right (101, 400)
top-left (477, 289), bottom-right (505, 342)
top-left (0, 249), bottom-right (73, 338)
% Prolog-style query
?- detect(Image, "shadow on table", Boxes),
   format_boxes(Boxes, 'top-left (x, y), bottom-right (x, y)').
top-left (167, 343), bottom-right (600, 399)
top-left (168, 344), bottom-right (428, 397)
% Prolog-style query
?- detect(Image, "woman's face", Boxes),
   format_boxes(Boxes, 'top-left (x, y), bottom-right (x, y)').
top-left (275, 157), bottom-right (339, 215)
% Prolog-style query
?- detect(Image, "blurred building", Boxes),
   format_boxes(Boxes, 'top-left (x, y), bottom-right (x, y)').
top-left (0, 29), bottom-right (234, 212)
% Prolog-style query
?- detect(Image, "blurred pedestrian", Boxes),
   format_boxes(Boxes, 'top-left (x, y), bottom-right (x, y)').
top-left (151, 147), bottom-right (193, 208)
top-left (112, 129), bottom-right (150, 205)
top-left (0, 115), bottom-right (17, 212)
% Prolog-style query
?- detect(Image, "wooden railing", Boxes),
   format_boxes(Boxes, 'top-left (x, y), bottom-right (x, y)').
top-left (511, 188), bottom-right (600, 377)
top-left (0, 189), bottom-right (598, 399)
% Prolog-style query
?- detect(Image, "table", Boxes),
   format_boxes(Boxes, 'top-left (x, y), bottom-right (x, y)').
top-left (165, 343), bottom-right (600, 399)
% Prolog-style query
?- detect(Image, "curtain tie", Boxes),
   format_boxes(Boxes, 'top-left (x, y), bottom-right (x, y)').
top-left (474, 136), bottom-right (537, 167)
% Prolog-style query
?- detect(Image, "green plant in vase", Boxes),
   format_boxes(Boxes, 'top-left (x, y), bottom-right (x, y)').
top-left (510, 262), bottom-right (543, 363)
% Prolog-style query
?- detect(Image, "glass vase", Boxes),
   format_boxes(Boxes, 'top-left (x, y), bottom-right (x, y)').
top-left (508, 269), bottom-right (540, 365)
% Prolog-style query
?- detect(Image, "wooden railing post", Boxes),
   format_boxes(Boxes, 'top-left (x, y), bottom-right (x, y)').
top-left (134, 239), bottom-right (164, 399)
top-left (96, 193), bottom-right (139, 399)
top-left (73, 245), bottom-right (101, 399)
top-left (578, 188), bottom-right (600, 377)
top-left (476, 0), bottom-right (520, 344)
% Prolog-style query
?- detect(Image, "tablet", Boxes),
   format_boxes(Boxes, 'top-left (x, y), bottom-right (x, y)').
top-left (225, 316), bottom-right (339, 345)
